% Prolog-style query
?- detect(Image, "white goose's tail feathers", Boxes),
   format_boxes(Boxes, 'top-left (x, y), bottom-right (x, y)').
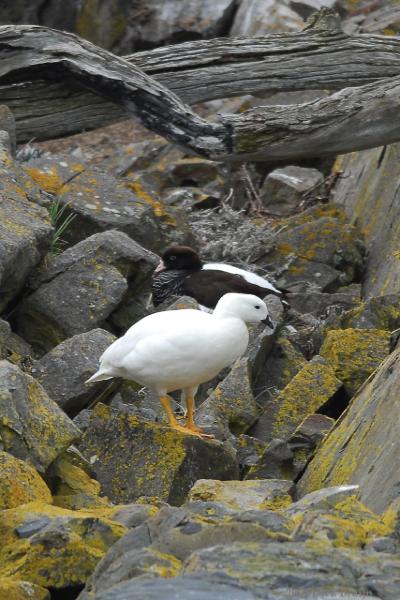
top-left (85, 370), bottom-right (115, 384)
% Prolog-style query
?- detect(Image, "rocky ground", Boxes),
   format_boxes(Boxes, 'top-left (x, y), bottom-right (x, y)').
top-left (1, 1), bottom-right (400, 600)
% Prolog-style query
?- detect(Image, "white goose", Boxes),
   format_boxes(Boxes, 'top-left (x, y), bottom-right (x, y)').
top-left (86, 293), bottom-right (272, 437)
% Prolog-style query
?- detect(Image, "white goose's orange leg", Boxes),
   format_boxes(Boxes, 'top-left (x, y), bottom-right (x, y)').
top-left (159, 395), bottom-right (203, 437)
top-left (184, 393), bottom-right (214, 438)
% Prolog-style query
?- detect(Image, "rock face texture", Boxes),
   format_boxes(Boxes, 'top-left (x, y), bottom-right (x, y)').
top-left (333, 143), bottom-right (400, 297)
top-left (298, 345), bottom-right (400, 513)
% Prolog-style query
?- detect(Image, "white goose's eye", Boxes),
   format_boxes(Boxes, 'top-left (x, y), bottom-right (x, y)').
top-left (255, 305), bottom-right (260, 309)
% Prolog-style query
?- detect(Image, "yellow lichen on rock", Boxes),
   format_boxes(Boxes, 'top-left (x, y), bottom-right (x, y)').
top-left (24, 167), bottom-right (64, 195)
top-left (0, 578), bottom-right (49, 600)
top-left (0, 452), bottom-right (52, 510)
top-left (320, 328), bottom-right (390, 395)
top-left (0, 501), bottom-right (127, 589)
top-left (187, 479), bottom-right (293, 511)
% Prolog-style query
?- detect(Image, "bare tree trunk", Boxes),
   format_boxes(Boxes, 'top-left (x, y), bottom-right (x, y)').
top-left (1, 10), bottom-right (400, 161)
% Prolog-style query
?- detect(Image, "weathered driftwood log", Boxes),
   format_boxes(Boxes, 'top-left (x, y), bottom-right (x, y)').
top-left (3, 9), bottom-right (400, 142)
top-left (2, 11), bottom-right (400, 161)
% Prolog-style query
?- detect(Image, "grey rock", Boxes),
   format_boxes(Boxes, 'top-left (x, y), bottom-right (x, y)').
top-left (109, 504), bottom-right (157, 529)
top-left (184, 541), bottom-right (400, 598)
top-left (32, 329), bottom-right (116, 415)
top-left (287, 290), bottom-right (361, 319)
top-left (246, 439), bottom-right (295, 481)
top-left (15, 230), bottom-right (156, 353)
top-left (0, 360), bottom-right (80, 471)
top-left (0, 153), bottom-right (53, 313)
top-left (290, 0), bottom-right (338, 20)
top-left (231, 0), bottom-right (304, 35)
top-left (298, 345), bottom-right (400, 513)
top-left (326, 294), bottom-right (400, 331)
top-left (78, 404), bottom-right (239, 505)
top-left (122, 0), bottom-right (238, 49)
top-left (233, 434), bottom-right (265, 468)
top-left (90, 576), bottom-right (258, 600)
top-left (260, 166), bottom-right (324, 216)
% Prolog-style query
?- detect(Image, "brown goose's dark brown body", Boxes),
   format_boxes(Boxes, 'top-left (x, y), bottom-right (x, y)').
top-left (152, 246), bottom-right (286, 309)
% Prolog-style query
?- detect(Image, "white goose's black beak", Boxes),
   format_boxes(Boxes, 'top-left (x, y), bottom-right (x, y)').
top-left (262, 315), bottom-right (274, 329)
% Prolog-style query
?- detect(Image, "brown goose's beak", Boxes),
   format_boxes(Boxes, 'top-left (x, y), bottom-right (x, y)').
top-left (262, 315), bottom-right (274, 329)
top-left (154, 260), bottom-right (166, 274)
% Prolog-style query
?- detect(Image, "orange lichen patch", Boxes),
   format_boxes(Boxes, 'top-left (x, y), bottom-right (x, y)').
top-left (25, 167), bottom-right (64, 195)
top-left (127, 181), bottom-right (176, 225)
top-left (0, 452), bottom-right (52, 510)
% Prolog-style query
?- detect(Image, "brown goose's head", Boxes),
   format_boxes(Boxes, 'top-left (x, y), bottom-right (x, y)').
top-left (154, 246), bottom-right (203, 274)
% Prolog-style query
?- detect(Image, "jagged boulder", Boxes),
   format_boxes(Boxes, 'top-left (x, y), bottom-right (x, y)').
top-left (252, 356), bottom-right (342, 443)
top-left (31, 329), bottom-right (116, 415)
top-left (0, 452), bottom-right (52, 509)
top-left (260, 165), bottom-right (324, 216)
top-left (320, 328), bottom-right (390, 395)
top-left (78, 404), bottom-right (239, 505)
top-left (0, 360), bottom-right (80, 472)
top-left (14, 231), bottom-right (157, 353)
top-left (298, 345), bottom-right (400, 513)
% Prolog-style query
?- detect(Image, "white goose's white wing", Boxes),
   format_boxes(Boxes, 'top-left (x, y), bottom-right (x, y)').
top-left (203, 262), bottom-right (281, 294)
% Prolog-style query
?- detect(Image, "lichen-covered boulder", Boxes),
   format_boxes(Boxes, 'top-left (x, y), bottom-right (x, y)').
top-left (320, 328), bottom-right (390, 395)
top-left (0, 360), bottom-right (80, 472)
top-left (0, 502), bottom-right (127, 590)
top-left (15, 230), bottom-right (157, 353)
top-left (186, 479), bottom-right (294, 511)
top-left (264, 204), bottom-right (364, 292)
top-left (252, 357), bottom-right (342, 443)
top-left (298, 345), bottom-right (400, 513)
top-left (0, 578), bottom-right (49, 600)
top-left (0, 151), bottom-right (53, 312)
top-left (195, 358), bottom-right (259, 439)
top-left (31, 329), bottom-right (116, 415)
top-left (78, 404), bottom-right (238, 505)
top-left (0, 452), bottom-right (51, 509)
top-left (260, 165), bottom-right (324, 216)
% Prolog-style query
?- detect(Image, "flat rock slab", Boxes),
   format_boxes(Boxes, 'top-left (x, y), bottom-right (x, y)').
top-left (15, 230), bottom-right (157, 353)
top-left (298, 345), bottom-right (400, 513)
top-left (0, 360), bottom-right (80, 472)
top-left (79, 404), bottom-right (239, 505)
top-left (187, 479), bottom-right (294, 511)
top-left (184, 541), bottom-right (400, 599)
top-left (320, 328), bottom-right (390, 396)
top-left (32, 328), bottom-right (116, 415)
top-left (91, 576), bottom-right (258, 600)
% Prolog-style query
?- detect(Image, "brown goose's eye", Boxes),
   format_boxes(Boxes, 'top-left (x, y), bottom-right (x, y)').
top-left (169, 256), bottom-right (176, 261)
